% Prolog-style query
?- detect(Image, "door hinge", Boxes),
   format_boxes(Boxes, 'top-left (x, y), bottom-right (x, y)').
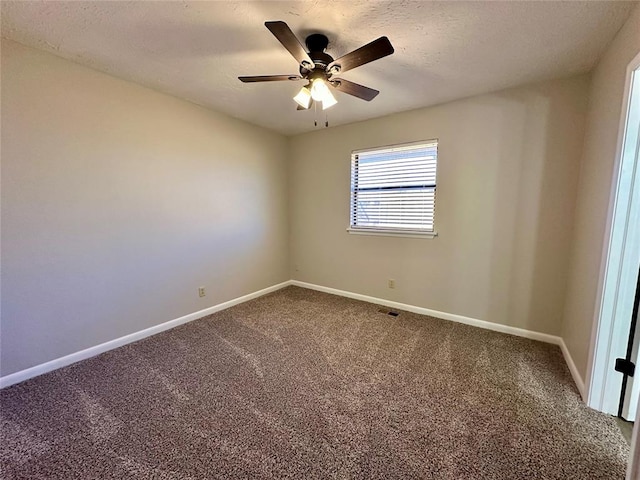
top-left (615, 358), bottom-right (636, 377)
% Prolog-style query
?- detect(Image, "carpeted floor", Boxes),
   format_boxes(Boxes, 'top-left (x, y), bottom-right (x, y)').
top-left (0, 286), bottom-right (630, 479)
top-left (616, 418), bottom-right (634, 444)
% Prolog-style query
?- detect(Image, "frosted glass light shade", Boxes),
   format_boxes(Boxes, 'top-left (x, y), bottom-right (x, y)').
top-left (310, 79), bottom-right (338, 109)
top-left (293, 87), bottom-right (312, 109)
top-left (310, 79), bottom-right (330, 101)
top-left (321, 89), bottom-right (337, 110)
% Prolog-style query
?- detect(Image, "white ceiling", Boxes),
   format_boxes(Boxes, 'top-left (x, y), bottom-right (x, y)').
top-left (1, 1), bottom-right (636, 135)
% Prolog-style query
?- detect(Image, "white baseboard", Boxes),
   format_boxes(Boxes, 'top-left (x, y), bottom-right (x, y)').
top-left (291, 280), bottom-right (560, 342)
top-left (0, 281), bottom-right (292, 389)
top-left (291, 280), bottom-right (586, 397)
top-left (558, 338), bottom-right (586, 400)
top-left (1, 278), bottom-right (587, 399)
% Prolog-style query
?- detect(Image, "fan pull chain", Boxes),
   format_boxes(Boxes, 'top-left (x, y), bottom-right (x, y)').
top-left (311, 103), bottom-right (329, 128)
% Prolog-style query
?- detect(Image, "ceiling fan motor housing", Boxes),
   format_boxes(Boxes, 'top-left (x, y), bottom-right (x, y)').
top-left (301, 33), bottom-right (335, 77)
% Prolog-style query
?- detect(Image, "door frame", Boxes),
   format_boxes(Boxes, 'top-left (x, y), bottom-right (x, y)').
top-left (628, 394), bottom-right (640, 479)
top-left (586, 50), bottom-right (640, 416)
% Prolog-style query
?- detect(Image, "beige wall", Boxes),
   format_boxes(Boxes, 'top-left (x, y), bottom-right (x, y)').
top-left (0, 40), bottom-right (289, 376)
top-left (562, 5), bottom-right (640, 381)
top-left (289, 75), bottom-right (590, 336)
top-left (3, 9), bottom-right (637, 381)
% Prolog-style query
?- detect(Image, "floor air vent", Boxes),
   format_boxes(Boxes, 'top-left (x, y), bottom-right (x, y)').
top-left (378, 308), bottom-right (400, 317)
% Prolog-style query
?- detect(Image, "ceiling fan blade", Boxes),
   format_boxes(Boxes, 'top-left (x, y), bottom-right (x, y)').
top-left (327, 36), bottom-right (394, 74)
top-left (239, 75), bottom-right (301, 83)
top-left (330, 79), bottom-right (379, 101)
top-left (265, 21), bottom-right (315, 69)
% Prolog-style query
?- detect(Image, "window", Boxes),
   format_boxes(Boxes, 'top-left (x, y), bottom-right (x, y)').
top-left (349, 140), bottom-right (438, 237)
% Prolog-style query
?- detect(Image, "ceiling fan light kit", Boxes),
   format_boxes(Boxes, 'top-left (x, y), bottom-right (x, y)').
top-left (239, 21), bottom-right (394, 118)
top-left (310, 79), bottom-right (337, 109)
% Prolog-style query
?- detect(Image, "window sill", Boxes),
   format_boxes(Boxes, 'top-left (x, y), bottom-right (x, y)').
top-left (346, 228), bottom-right (438, 239)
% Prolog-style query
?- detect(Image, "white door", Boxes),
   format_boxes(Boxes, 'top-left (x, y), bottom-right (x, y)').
top-left (619, 67), bottom-right (640, 421)
top-left (588, 58), bottom-right (640, 419)
top-left (621, 270), bottom-right (640, 420)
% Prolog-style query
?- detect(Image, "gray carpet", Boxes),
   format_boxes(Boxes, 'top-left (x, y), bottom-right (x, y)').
top-left (0, 286), bottom-right (629, 479)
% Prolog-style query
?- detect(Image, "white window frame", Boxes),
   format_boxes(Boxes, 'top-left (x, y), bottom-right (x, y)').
top-left (347, 140), bottom-right (438, 239)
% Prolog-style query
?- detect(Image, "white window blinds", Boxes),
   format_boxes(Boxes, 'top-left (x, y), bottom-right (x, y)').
top-left (350, 140), bottom-right (438, 233)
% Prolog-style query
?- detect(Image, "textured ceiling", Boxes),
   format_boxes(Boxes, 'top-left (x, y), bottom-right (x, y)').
top-left (1, 1), bottom-right (636, 135)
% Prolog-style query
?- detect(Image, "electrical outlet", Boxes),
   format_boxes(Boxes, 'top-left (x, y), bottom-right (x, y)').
top-left (198, 287), bottom-right (206, 297)
top-left (388, 279), bottom-right (396, 289)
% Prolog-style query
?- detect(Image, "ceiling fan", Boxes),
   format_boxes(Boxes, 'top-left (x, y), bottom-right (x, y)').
top-left (239, 21), bottom-right (394, 111)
